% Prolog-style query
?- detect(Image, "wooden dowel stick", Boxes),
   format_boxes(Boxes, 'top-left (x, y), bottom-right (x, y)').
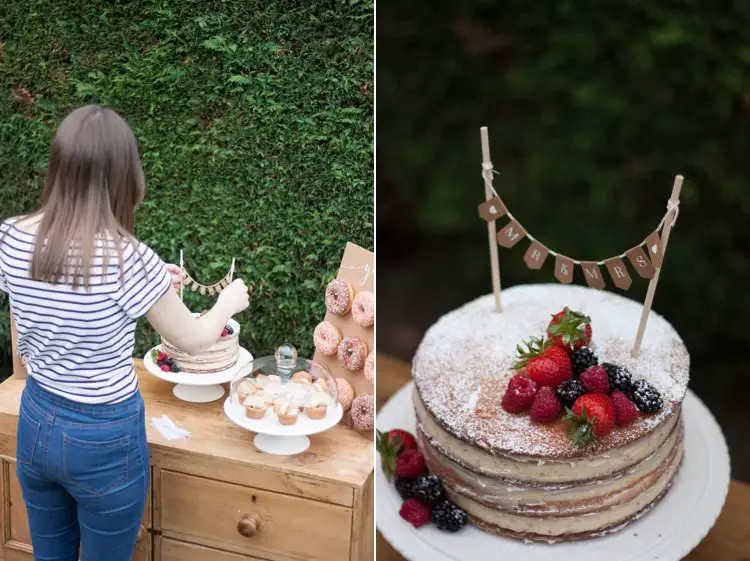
top-left (632, 175), bottom-right (684, 357)
top-left (480, 126), bottom-right (503, 312)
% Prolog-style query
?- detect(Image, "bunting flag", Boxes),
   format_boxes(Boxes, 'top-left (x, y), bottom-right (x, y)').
top-left (178, 251), bottom-right (235, 300)
top-left (477, 192), bottom-right (679, 292)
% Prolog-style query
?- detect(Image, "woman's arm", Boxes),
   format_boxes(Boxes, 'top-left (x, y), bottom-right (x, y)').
top-left (146, 279), bottom-right (250, 352)
top-left (10, 312), bottom-right (27, 379)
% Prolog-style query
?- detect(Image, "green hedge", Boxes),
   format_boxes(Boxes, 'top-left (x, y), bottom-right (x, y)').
top-left (0, 0), bottom-right (373, 373)
top-left (378, 1), bottom-right (750, 376)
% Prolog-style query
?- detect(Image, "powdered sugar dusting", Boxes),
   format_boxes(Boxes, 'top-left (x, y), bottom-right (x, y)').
top-left (413, 284), bottom-right (690, 459)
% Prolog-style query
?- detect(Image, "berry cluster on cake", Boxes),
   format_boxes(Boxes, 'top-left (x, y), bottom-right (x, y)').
top-left (408, 284), bottom-right (689, 543)
top-left (158, 318), bottom-right (241, 374)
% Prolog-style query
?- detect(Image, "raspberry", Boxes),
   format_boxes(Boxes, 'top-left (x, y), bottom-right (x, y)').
top-left (395, 448), bottom-right (427, 478)
top-left (160, 364), bottom-right (170, 372)
top-left (580, 365), bottom-right (611, 394)
top-left (611, 391), bottom-right (639, 426)
top-left (399, 498), bottom-right (432, 528)
top-left (530, 386), bottom-right (562, 423)
top-left (501, 373), bottom-right (538, 413)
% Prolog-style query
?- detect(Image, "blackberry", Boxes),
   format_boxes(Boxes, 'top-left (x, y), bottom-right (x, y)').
top-left (226, 325), bottom-right (234, 335)
top-left (410, 474), bottom-right (444, 504)
top-left (394, 478), bottom-right (416, 500)
top-left (628, 379), bottom-right (663, 413)
top-left (431, 500), bottom-right (468, 532)
top-left (556, 379), bottom-right (585, 408)
top-left (170, 364), bottom-right (180, 373)
top-left (571, 347), bottom-right (598, 376)
top-left (602, 363), bottom-right (632, 392)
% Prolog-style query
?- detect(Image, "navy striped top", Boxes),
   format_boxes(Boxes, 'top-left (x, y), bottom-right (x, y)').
top-left (0, 218), bottom-right (171, 404)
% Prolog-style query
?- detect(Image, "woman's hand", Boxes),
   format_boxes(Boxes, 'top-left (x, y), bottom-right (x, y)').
top-left (166, 264), bottom-right (186, 292)
top-left (217, 279), bottom-right (251, 316)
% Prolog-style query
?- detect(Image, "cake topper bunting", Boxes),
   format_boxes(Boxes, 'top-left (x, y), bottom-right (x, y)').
top-left (178, 250), bottom-right (236, 301)
top-left (477, 127), bottom-right (683, 357)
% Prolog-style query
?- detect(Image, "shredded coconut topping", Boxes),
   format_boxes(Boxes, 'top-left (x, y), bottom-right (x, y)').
top-left (412, 285), bottom-right (690, 459)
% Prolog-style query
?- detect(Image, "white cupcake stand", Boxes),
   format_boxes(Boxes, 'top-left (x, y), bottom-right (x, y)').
top-left (144, 346), bottom-right (253, 403)
top-left (224, 397), bottom-right (343, 455)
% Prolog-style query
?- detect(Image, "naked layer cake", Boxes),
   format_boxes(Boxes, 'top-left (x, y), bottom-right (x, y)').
top-left (412, 284), bottom-right (689, 542)
top-left (161, 318), bottom-right (240, 373)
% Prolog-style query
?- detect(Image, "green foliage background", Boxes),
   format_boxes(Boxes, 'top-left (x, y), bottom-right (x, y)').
top-left (0, 0), bottom-right (373, 373)
top-left (378, 0), bottom-right (750, 375)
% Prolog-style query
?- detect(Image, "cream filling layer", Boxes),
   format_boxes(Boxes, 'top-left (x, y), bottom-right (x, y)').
top-left (447, 436), bottom-right (683, 537)
top-left (415, 391), bottom-right (679, 484)
top-left (161, 335), bottom-right (239, 372)
top-left (421, 423), bottom-right (682, 515)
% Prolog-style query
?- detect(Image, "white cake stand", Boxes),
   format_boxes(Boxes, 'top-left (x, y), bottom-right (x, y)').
top-left (377, 383), bottom-right (730, 561)
top-left (224, 397), bottom-right (343, 455)
top-left (144, 346), bottom-right (253, 403)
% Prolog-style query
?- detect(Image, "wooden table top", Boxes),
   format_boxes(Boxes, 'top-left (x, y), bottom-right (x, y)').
top-left (0, 360), bottom-right (373, 490)
top-left (375, 354), bottom-right (750, 561)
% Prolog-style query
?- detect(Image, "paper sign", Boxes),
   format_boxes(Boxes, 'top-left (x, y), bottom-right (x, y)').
top-left (625, 246), bottom-right (655, 279)
top-left (605, 257), bottom-right (633, 290)
top-left (523, 241), bottom-right (549, 270)
top-left (496, 220), bottom-right (526, 248)
top-left (644, 232), bottom-right (663, 268)
top-left (580, 261), bottom-right (606, 289)
top-left (478, 197), bottom-right (507, 222)
top-left (554, 255), bottom-right (575, 284)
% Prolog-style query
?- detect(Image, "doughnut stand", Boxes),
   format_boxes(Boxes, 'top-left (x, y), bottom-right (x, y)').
top-left (313, 242), bottom-right (375, 430)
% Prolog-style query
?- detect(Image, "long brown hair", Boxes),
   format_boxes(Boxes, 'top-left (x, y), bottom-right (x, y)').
top-left (26, 105), bottom-right (146, 288)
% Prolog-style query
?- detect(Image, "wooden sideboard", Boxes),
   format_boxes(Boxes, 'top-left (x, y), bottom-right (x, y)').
top-left (0, 361), bottom-right (374, 561)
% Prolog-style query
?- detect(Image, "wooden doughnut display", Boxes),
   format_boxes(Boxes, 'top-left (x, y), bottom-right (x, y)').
top-left (313, 242), bottom-right (374, 424)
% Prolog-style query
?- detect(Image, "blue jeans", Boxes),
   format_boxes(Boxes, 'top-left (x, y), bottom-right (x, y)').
top-left (16, 377), bottom-right (149, 561)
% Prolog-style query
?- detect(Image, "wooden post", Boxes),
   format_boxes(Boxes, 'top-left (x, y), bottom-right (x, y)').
top-left (480, 127), bottom-right (502, 312)
top-left (632, 175), bottom-right (684, 357)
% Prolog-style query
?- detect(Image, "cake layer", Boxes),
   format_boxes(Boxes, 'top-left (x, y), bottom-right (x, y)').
top-left (161, 318), bottom-right (240, 373)
top-left (446, 436), bottom-right (683, 542)
top-left (414, 390), bottom-right (681, 485)
top-left (412, 284), bottom-right (690, 459)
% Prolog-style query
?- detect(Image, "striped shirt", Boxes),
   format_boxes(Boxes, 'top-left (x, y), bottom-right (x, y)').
top-left (0, 218), bottom-right (171, 404)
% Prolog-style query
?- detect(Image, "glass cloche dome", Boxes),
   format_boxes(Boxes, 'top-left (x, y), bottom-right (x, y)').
top-left (229, 344), bottom-right (338, 423)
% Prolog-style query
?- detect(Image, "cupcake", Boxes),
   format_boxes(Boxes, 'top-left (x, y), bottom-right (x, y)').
top-left (244, 396), bottom-right (267, 420)
top-left (236, 379), bottom-right (256, 401)
top-left (276, 402), bottom-right (298, 426)
top-left (292, 371), bottom-right (313, 383)
top-left (305, 392), bottom-right (329, 420)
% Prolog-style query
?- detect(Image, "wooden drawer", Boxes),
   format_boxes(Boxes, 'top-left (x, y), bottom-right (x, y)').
top-left (158, 470), bottom-right (352, 561)
top-left (1, 459), bottom-right (151, 561)
top-left (157, 536), bottom-right (264, 561)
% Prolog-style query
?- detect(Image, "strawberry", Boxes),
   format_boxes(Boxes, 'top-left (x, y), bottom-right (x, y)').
top-left (530, 386), bottom-right (562, 423)
top-left (376, 429), bottom-right (418, 480)
top-left (579, 365), bottom-right (611, 394)
top-left (221, 327), bottom-right (229, 337)
top-left (547, 308), bottom-right (592, 352)
top-left (501, 373), bottom-right (538, 413)
top-left (611, 391), bottom-right (639, 426)
top-left (565, 394), bottom-right (616, 447)
top-left (399, 498), bottom-right (432, 528)
top-left (514, 337), bottom-right (572, 387)
top-left (157, 351), bottom-right (168, 363)
top-left (395, 448), bottom-right (427, 479)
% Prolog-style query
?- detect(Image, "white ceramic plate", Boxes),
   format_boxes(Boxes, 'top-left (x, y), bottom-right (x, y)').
top-left (143, 345), bottom-right (253, 385)
top-left (224, 397), bottom-right (344, 437)
top-left (377, 383), bottom-right (730, 561)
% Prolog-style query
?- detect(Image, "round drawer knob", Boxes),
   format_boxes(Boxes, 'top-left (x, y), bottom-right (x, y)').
top-left (136, 524), bottom-right (146, 543)
top-left (237, 513), bottom-right (262, 537)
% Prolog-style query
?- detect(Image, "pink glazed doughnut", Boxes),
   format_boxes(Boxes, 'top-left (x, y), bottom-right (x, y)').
top-left (364, 352), bottom-right (374, 384)
top-left (325, 279), bottom-right (353, 315)
top-left (313, 321), bottom-right (341, 356)
top-left (329, 377), bottom-right (355, 412)
top-left (351, 393), bottom-right (374, 432)
top-left (337, 336), bottom-right (368, 371)
top-left (351, 291), bottom-right (374, 328)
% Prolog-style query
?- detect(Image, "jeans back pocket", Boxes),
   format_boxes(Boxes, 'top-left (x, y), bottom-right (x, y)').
top-left (16, 410), bottom-right (41, 466)
top-left (62, 432), bottom-right (130, 496)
